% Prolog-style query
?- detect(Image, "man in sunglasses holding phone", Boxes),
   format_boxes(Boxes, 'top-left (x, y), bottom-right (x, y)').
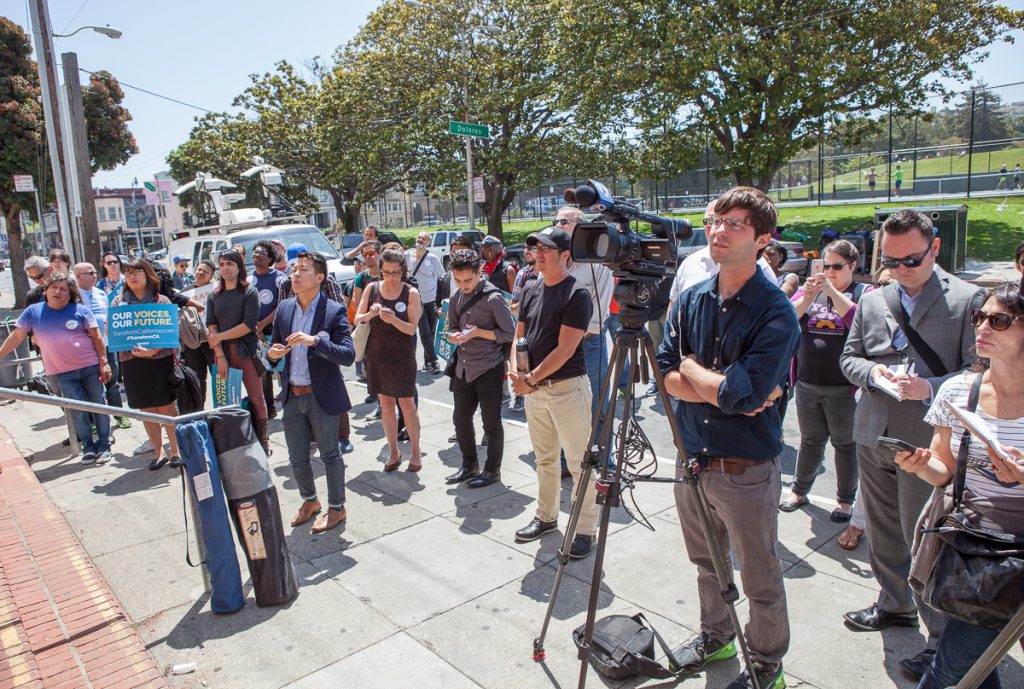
top-left (840, 210), bottom-right (984, 677)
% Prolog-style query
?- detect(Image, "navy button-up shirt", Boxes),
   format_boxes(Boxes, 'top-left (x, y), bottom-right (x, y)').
top-left (656, 269), bottom-right (800, 461)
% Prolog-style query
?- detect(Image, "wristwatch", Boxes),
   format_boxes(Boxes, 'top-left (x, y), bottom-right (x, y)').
top-left (524, 372), bottom-right (540, 390)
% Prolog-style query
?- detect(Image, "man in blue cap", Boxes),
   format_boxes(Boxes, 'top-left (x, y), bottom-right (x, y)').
top-left (172, 255), bottom-right (195, 291)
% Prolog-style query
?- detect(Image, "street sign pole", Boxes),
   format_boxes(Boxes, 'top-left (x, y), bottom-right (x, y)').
top-left (448, 117), bottom-right (490, 232)
top-left (465, 134), bottom-right (475, 232)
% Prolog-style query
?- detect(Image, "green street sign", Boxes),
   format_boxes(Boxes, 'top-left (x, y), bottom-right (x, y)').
top-left (449, 121), bottom-right (490, 139)
top-left (143, 181), bottom-right (156, 192)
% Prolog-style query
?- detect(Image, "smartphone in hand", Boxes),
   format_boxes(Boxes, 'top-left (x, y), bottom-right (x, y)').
top-left (810, 259), bottom-right (824, 276)
top-left (878, 436), bottom-right (918, 454)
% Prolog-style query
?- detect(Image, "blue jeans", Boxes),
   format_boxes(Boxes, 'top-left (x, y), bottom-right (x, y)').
top-left (918, 617), bottom-right (1001, 689)
top-left (581, 325), bottom-right (615, 471)
top-left (604, 313), bottom-right (632, 391)
top-left (282, 392), bottom-right (346, 511)
top-left (56, 364), bottom-right (110, 454)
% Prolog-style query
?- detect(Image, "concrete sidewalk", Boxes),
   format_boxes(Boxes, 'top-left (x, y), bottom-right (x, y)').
top-left (2, 384), bottom-right (1022, 689)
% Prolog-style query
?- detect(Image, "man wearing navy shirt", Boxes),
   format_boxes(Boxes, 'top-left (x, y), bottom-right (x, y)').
top-left (252, 240), bottom-right (284, 418)
top-left (657, 187), bottom-right (799, 689)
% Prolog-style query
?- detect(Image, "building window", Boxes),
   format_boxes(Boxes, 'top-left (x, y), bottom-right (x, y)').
top-left (388, 202), bottom-right (403, 213)
top-left (117, 207), bottom-right (123, 220)
top-left (98, 207), bottom-right (106, 221)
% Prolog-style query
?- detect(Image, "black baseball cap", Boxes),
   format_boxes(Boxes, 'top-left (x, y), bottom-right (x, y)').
top-left (526, 227), bottom-right (571, 251)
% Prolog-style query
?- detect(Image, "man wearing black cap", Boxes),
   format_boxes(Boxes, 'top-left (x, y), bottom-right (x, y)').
top-left (510, 227), bottom-right (598, 559)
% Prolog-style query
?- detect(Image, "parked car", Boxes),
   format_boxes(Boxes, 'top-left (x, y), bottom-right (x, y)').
top-left (425, 229), bottom-right (485, 268)
top-left (336, 231), bottom-right (404, 266)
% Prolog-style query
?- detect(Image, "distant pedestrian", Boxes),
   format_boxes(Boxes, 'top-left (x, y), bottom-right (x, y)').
top-left (997, 163), bottom-right (1008, 190)
top-left (1013, 163), bottom-right (1022, 189)
top-left (97, 252), bottom-right (125, 304)
top-left (251, 240), bottom-right (285, 419)
top-left (893, 165), bottom-right (904, 197)
top-left (48, 248), bottom-right (71, 277)
top-left (406, 232), bottom-right (445, 374)
top-left (866, 168), bottom-right (878, 195)
top-left (22, 255), bottom-right (52, 306)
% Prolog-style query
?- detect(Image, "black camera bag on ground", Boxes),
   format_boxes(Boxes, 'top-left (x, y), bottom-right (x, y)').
top-left (572, 612), bottom-right (684, 680)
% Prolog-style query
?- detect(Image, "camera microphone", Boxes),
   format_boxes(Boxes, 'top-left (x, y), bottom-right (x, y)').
top-left (565, 184), bottom-right (598, 207)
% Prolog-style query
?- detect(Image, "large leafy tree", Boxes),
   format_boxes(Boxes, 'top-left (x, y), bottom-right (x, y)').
top-left (352, 0), bottom-right (605, 239)
top-left (1, 17), bottom-right (139, 304)
top-left (560, 0), bottom-right (1024, 191)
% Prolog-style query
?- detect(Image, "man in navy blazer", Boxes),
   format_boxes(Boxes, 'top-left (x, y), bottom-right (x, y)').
top-left (269, 252), bottom-right (355, 534)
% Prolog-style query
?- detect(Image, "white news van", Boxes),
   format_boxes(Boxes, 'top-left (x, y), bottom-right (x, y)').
top-left (166, 212), bottom-right (355, 286)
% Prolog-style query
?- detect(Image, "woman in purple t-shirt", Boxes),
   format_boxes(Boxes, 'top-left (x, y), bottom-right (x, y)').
top-left (0, 276), bottom-right (112, 463)
top-left (780, 240), bottom-right (866, 524)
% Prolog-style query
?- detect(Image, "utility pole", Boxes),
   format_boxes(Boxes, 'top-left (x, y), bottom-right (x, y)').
top-left (27, 0), bottom-right (73, 253)
top-left (61, 52), bottom-right (101, 267)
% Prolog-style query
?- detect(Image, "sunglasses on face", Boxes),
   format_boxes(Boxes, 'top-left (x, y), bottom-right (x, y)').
top-left (362, 251), bottom-right (378, 258)
top-left (822, 262), bottom-right (852, 271)
top-left (970, 309), bottom-right (1020, 331)
top-left (554, 218), bottom-right (573, 225)
top-left (104, 260), bottom-right (119, 265)
top-left (880, 246), bottom-right (931, 269)
top-left (27, 271), bottom-right (45, 281)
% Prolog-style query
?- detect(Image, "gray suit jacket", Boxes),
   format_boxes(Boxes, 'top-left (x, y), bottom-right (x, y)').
top-left (840, 268), bottom-right (985, 447)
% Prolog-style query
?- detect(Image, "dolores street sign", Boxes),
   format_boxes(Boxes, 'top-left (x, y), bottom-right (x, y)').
top-left (448, 121), bottom-right (490, 139)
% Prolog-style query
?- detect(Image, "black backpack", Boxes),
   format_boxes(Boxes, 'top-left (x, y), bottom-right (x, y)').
top-left (572, 613), bottom-right (684, 681)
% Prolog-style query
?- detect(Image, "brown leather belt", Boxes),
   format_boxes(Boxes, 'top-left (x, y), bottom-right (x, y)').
top-left (703, 456), bottom-right (760, 475)
top-left (290, 385), bottom-right (313, 396)
top-left (583, 332), bottom-right (600, 339)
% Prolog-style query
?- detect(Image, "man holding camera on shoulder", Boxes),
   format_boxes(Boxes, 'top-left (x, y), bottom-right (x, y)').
top-left (657, 187), bottom-right (799, 689)
top-left (510, 226), bottom-right (599, 560)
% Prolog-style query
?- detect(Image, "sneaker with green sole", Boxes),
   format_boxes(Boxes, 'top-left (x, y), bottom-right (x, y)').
top-left (727, 661), bottom-right (785, 689)
top-left (672, 632), bottom-right (737, 671)
top-left (116, 417), bottom-right (132, 429)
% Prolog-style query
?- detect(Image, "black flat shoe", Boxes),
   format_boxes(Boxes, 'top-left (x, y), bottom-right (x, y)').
top-left (168, 456), bottom-right (182, 469)
top-left (148, 457), bottom-right (168, 471)
top-left (445, 466), bottom-right (480, 484)
top-left (515, 517), bottom-right (558, 543)
top-left (467, 471), bottom-right (500, 488)
top-left (843, 604), bottom-right (918, 631)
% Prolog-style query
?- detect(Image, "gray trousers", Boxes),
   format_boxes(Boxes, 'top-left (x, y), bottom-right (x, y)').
top-left (674, 456), bottom-right (790, 665)
top-left (793, 381), bottom-right (859, 503)
top-left (858, 442), bottom-right (946, 640)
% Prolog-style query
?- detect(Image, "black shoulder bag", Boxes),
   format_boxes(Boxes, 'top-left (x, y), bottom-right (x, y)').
top-left (442, 288), bottom-right (490, 378)
top-left (572, 612), bottom-right (685, 681)
top-left (882, 285), bottom-right (947, 377)
top-left (920, 373), bottom-right (1024, 630)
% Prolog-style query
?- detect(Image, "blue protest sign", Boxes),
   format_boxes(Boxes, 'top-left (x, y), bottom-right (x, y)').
top-left (211, 365), bottom-right (243, 407)
top-left (434, 299), bottom-right (455, 362)
top-left (107, 304), bottom-right (179, 352)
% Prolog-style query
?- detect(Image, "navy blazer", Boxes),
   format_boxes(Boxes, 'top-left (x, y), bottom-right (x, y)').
top-left (271, 295), bottom-right (355, 416)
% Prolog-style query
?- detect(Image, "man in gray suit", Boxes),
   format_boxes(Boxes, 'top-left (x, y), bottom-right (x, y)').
top-left (839, 210), bottom-right (984, 677)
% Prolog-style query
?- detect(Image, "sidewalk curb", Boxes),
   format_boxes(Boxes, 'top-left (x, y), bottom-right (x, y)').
top-left (0, 424), bottom-right (171, 689)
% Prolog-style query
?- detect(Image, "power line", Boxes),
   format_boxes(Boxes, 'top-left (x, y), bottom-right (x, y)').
top-left (78, 67), bottom-right (214, 113)
top-left (61, 0), bottom-right (91, 34)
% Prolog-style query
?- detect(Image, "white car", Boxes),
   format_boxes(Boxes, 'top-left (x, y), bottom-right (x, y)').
top-left (424, 229), bottom-right (485, 268)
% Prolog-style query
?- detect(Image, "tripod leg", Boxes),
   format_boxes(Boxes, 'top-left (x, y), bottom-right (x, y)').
top-left (575, 338), bottom-right (636, 689)
top-left (956, 602), bottom-right (1024, 689)
top-left (533, 337), bottom-right (626, 661)
top-left (640, 336), bottom-right (764, 689)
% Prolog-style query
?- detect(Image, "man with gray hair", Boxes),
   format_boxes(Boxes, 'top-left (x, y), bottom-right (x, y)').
top-left (22, 256), bottom-right (52, 306)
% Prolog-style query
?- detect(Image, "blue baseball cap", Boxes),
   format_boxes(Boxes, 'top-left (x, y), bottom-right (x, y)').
top-left (286, 242), bottom-right (308, 263)
top-left (173, 255), bottom-right (190, 264)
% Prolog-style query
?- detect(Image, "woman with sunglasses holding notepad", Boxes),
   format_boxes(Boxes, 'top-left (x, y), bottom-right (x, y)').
top-left (894, 277), bottom-right (1024, 689)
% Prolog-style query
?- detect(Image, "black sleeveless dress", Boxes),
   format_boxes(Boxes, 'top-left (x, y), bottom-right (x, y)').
top-left (365, 282), bottom-right (417, 398)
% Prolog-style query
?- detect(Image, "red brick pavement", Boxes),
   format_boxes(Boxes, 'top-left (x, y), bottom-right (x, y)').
top-left (0, 426), bottom-right (169, 689)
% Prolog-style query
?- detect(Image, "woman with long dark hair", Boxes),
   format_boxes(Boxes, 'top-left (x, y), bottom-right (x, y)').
top-left (354, 248), bottom-right (422, 471)
top-left (206, 250), bottom-right (270, 452)
top-left (111, 259), bottom-right (181, 469)
top-left (896, 277), bottom-right (1024, 689)
top-left (97, 252), bottom-right (125, 303)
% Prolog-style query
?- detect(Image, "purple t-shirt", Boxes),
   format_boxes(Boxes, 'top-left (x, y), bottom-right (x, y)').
top-left (17, 302), bottom-right (99, 375)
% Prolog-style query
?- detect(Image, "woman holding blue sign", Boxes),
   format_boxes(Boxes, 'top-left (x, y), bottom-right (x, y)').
top-left (112, 259), bottom-right (181, 470)
top-left (206, 250), bottom-right (271, 454)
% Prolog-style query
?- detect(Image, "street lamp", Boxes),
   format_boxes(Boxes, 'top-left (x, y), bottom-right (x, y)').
top-left (52, 24), bottom-right (122, 39)
top-left (405, 0), bottom-right (496, 233)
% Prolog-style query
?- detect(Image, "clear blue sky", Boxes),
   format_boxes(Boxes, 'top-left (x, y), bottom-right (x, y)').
top-left (6, 0), bottom-right (1023, 190)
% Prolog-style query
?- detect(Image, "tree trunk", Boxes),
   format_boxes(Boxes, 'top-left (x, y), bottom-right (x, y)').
top-left (3, 204), bottom-right (28, 308)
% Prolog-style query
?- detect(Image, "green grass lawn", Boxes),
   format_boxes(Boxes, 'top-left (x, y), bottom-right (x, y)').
top-left (387, 198), bottom-right (1023, 261)
top-left (827, 144), bottom-right (1024, 190)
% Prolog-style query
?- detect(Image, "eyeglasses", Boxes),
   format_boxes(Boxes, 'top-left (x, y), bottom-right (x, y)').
top-left (710, 217), bottom-right (751, 230)
top-left (880, 246), bottom-right (932, 269)
top-left (362, 251), bottom-right (378, 258)
top-left (78, 271), bottom-right (97, 276)
top-left (27, 271), bottom-right (45, 281)
top-left (554, 218), bottom-right (574, 225)
top-left (251, 251), bottom-right (268, 257)
top-left (531, 245), bottom-right (558, 253)
top-left (381, 269), bottom-right (403, 277)
top-left (104, 260), bottom-right (119, 265)
top-left (970, 309), bottom-right (1020, 331)
top-left (822, 262), bottom-right (852, 271)
top-left (703, 217), bottom-right (713, 225)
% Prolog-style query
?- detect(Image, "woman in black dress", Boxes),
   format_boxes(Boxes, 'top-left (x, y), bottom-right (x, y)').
top-left (112, 259), bottom-right (181, 469)
top-left (355, 248), bottom-right (422, 471)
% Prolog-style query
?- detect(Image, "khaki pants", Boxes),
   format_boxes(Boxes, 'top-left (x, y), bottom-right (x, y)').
top-left (524, 375), bottom-right (598, 536)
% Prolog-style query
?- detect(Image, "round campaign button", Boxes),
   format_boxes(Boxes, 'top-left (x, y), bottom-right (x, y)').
top-left (394, 302), bottom-right (407, 313)
top-left (258, 289), bottom-right (274, 305)
top-left (65, 320), bottom-right (78, 330)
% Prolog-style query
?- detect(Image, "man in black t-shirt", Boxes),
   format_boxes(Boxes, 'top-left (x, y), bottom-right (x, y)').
top-left (510, 227), bottom-right (598, 559)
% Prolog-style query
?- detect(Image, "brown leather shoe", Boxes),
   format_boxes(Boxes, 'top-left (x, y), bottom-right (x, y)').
top-left (290, 500), bottom-right (322, 527)
top-left (311, 507), bottom-right (347, 534)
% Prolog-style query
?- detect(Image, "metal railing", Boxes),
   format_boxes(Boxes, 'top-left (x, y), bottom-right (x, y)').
top-left (0, 386), bottom-right (229, 594)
